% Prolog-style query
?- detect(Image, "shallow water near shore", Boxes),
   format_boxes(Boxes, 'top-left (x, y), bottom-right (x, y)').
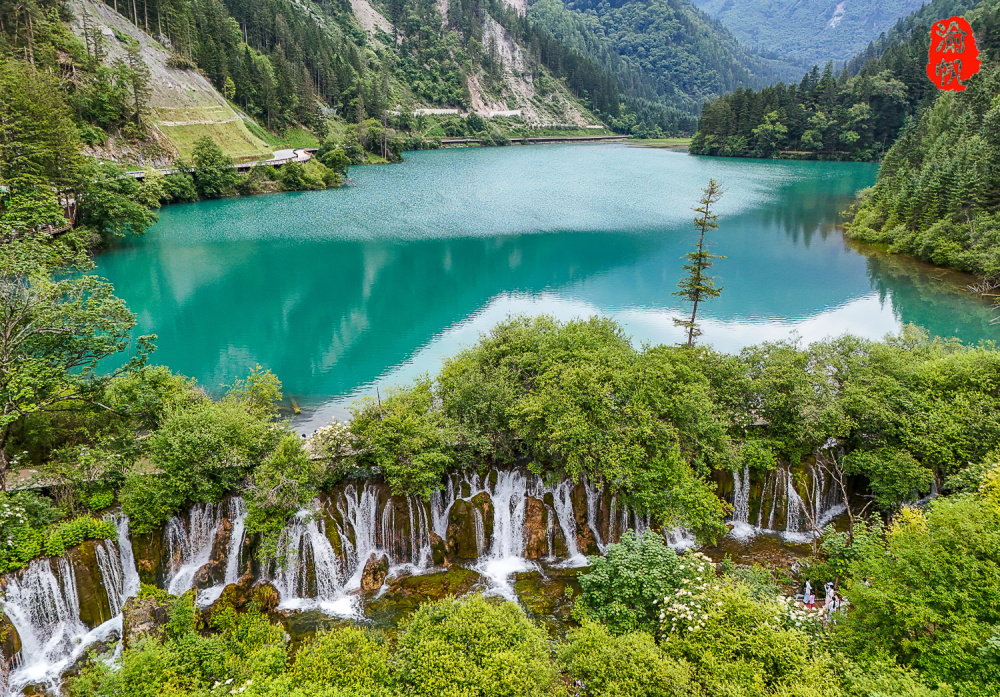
top-left (93, 143), bottom-right (999, 428)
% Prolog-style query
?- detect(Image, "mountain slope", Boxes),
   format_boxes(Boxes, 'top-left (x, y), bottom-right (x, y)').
top-left (689, 0), bottom-right (985, 159)
top-left (69, 0), bottom-right (273, 162)
top-left (528, 0), bottom-right (803, 117)
top-left (690, 0), bottom-right (926, 66)
top-left (847, 0), bottom-right (1000, 281)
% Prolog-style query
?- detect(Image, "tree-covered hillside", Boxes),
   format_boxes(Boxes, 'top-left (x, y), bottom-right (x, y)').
top-left (691, 0), bottom-right (926, 66)
top-left (848, 0), bottom-right (1000, 282)
top-left (690, 0), bottom-right (982, 159)
top-left (528, 0), bottom-right (803, 131)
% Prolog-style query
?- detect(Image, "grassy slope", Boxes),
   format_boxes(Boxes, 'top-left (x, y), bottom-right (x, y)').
top-left (69, 0), bottom-right (273, 162)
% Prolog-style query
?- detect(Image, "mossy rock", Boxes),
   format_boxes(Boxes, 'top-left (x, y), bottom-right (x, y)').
top-left (571, 483), bottom-right (599, 555)
top-left (283, 610), bottom-right (355, 649)
top-left (66, 541), bottom-right (114, 629)
top-left (365, 568), bottom-right (484, 626)
top-left (132, 526), bottom-right (168, 587)
top-left (446, 500), bottom-right (482, 559)
top-left (513, 567), bottom-right (585, 636)
top-left (0, 610), bottom-right (21, 664)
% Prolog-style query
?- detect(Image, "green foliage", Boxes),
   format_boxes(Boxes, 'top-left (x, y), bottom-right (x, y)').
top-left (558, 621), bottom-right (692, 697)
top-left (291, 627), bottom-right (393, 692)
top-left (847, 18), bottom-right (1000, 280)
top-left (0, 234), bottom-right (153, 489)
top-left (245, 434), bottom-right (324, 558)
top-left (396, 595), bottom-right (556, 697)
top-left (840, 497), bottom-right (1000, 689)
top-left (438, 316), bottom-right (732, 540)
top-left (0, 511), bottom-right (115, 574)
top-left (348, 379), bottom-right (456, 499)
top-left (192, 136), bottom-right (239, 199)
top-left (576, 530), bottom-right (693, 635)
top-left (660, 581), bottom-right (842, 696)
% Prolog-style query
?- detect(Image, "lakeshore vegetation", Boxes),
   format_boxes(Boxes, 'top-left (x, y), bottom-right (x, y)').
top-left (2, 224), bottom-right (1000, 694)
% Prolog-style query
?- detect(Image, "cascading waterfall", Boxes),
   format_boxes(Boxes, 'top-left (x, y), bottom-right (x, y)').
top-left (729, 466), bottom-right (754, 541)
top-left (1, 514), bottom-right (141, 696)
top-left (0, 466), bottom-right (740, 693)
top-left (197, 497), bottom-right (247, 607)
top-left (732, 464), bottom-right (847, 543)
top-left (270, 506), bottom-right (352, 616)
top-left (476, 470), bottom-right (531, 598)
top-left (550, 479), bottom-right (584, 566)
top-left (584, 477), bottom-right (606, 553)
top-left (164, 503), bottom-right (223, 595)
top-left (472, 508), bottom-right (486, 558)
top-left (2, 558), bottom-right (119, 696)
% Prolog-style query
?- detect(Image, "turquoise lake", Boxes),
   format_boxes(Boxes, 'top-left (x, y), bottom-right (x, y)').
top-left (94, 144), bottom-right (999, 429)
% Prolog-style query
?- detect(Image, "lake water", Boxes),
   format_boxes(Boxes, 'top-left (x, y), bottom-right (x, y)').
top-left (95, 144), bottom-right (999, 429)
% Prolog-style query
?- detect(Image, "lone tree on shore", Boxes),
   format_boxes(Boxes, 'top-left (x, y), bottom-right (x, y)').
top-left (674, 178), bottom-right (724, 347)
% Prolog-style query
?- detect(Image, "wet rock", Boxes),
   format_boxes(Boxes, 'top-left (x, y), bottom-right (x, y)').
top-left (207, 572), bottom-right (256, 615)
top-left (379, 497), bottom-right (413, 561)
top-left (193, 514), bottom-right (235, 589)
top-left (446, 500), bottom-right (478, 558)
top-left (62, 639), bottom-right (112, 681)
top-left (523, 497), bottom-right (549, 559)
top-left (132, 526), bottom-right (168, 587)
top-left (470, 493), bottom-right (495, 540)
top-left (0, 610), bottom-right (21, 666)
top-left (360, 553), bottom-right (390, 595)
top-left (122, 596), bottom-right (169, 648)
top-left (429, 532), bottom-right (450, 567)
top-left (66, 542), bottom-right (114, 629)
top-left (513, 567), bottom-right (585, 636)
top-left (366, 568), bottom-right (484, 626)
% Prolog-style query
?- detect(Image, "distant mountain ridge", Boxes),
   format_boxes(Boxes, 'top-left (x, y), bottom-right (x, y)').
top-left (526, 0), bottom-right (805, 133)
top-left (689, 0), bottom-right (927, 66)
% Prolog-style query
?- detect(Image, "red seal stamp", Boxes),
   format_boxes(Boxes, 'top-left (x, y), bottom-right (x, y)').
top-left (927, 16), bottom-right (981, 91)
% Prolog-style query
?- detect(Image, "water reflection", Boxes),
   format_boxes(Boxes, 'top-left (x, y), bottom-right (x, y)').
top-left (93, 146), bottom-right (998, 427)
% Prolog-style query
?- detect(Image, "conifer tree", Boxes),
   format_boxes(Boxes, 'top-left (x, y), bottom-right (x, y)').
top-left (674, 179), bottom-right (724, 348)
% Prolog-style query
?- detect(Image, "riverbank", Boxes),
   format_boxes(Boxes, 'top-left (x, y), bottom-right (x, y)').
top-left (627, 136), bottom-right (692, 151)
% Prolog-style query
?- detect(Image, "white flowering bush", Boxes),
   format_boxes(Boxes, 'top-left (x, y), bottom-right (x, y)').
top-left (654, 551), bottom-right (719, 638)
top-left (307, 420), bottom-right (356, 460)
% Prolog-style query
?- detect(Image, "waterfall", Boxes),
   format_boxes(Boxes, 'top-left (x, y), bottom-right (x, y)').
top-left (197, 497), bottom-right (247, 607)
top-left (476, 470), bottom-right (532, 598)
top-left (472, 508), bottom-right (486, 557)
top-left (336, 482), bottom-right (380, 590)
top-left (164, 502), bottom-right (223, 595)
top-left (584, 477), bottom-right (606, 553)
top-left (549, 479), bottom-right (584, 566)
top-left (430, 478), bottom-right (455, 539)
top-left (271, 506), bottom-right (353, 616)
top-left (729, 466), bottom-right (755, 541)
top-left (2, 558), bottom-right (121, 696)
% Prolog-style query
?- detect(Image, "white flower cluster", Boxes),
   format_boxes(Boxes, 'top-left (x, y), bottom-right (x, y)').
top-left (0, 500), bottom-right (28, 546)
top-left (306, 420), bottom-right (355, 459)
top-left (655, 553), bottom-right (719, 638)
top-left (212, 678), bottom-right (253, 695)
top-left (773, 596), bottom-right (827, 637)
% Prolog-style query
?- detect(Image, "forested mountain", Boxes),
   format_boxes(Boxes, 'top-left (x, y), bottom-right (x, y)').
top-left (690, 0), bottom-right (982, 159)
top-left (848, 0), bottom-right (1000, 281)
top-left (527, 0), bottom-right (803, 132)
top-left (690, 0), bottom-right (926, 66)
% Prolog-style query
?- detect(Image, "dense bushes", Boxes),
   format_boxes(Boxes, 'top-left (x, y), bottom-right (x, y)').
top-left (0, 511), bottom-right (116, 573)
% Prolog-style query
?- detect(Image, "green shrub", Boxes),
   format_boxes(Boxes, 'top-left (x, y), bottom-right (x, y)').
top-left (291, 627), bottom-right (393, 692)
top-left (559, 621), bottom-right (691, 697)
top-left (577, 530), bottom-right (700, 635)
top-left (396, 595), bottom-right (556, 697)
